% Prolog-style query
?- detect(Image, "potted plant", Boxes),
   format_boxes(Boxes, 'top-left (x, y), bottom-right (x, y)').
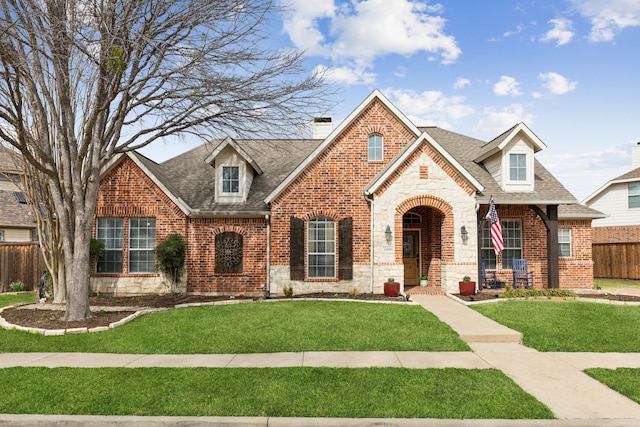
top-left (458, 275), bottom-right (476, 296)
top-left (419, 275), bottom-right (428, 287)
top-left (384, 278), bottom-right (400, 297)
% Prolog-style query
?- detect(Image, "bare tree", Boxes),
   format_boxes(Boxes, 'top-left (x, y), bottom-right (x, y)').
top-left (0, 0), bottom-right (328, 320)
top-left (0, 146), bottom-right (65, 302)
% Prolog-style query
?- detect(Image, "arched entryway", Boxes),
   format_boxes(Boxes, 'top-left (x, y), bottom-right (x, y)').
top-left (396, 195), bottom-right (453, 291)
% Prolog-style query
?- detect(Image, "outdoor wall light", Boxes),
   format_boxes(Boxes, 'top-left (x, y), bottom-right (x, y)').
top-left (385, 225), bottom-right (392, 244)
top-left (461, 225), bottom-right (468, 243)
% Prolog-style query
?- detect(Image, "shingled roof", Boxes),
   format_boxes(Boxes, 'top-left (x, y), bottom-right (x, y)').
top-left (146, 138), bottom-right (323, 214)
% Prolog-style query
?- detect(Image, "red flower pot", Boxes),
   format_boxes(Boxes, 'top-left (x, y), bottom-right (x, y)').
top-left (458, 281), bottom-right (476, 296)
top-left (384, 282), bottom-right (400, 297)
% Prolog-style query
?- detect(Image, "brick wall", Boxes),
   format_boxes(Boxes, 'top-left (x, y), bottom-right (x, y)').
top-left (592, 225), bottom-right (640, 243)
top-left (94, 156), bottom-right (267, 296)
top-left (270, 99), bottom-right (415, 292)
top-left (482, 206), bottom-right (593, 289)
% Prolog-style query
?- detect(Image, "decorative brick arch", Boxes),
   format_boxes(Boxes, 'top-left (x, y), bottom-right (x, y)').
top-left (396, 195), bottom-right (453, 216)
top-left (210, 225), bottom-right (249, 237)
top-left (300, 209), bottom-right (341, 222)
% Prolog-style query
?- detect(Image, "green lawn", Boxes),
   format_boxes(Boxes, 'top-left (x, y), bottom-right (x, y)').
top-left (0, 367), bottom-right (553, 419)
top-left (472, 301), bottom-right (640, 352)
top-left (0, 300), bottom-right (470, 353)
top-left (594, 278), bottom-right (640, 292)
top-left (586, 368), bottom-right (640, 405)
top-left (0, 292), bottom-right (37, 308)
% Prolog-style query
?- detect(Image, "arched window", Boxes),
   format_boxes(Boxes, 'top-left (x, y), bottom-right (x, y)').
top-left (368, 133), bottom-right (383, 161)
top-left (307, 217), bottom-right (335, 278)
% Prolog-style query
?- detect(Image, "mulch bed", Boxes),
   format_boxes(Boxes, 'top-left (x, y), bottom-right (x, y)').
top-left (454, 290), bottom-right (640, 303)
top-left (1, 292), bottom-right (407, 331)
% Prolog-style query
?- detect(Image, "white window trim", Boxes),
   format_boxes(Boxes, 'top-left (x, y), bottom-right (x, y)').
top-left (368, 133), bottom-right (383, 161)
top-left (216, 163), bottom-right (245, 203)
top-left (501, 219), bottom-right (522, 270)
top-left (629, 182), bottom-right (640, 208)
top-left (128, 218), bottom-right (156, 273)
top-left (558, 228), bottom-right (572, 258)
top-left (307, 217), bottom-right (336, 279)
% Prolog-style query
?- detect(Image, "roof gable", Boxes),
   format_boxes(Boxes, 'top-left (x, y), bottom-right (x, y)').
top-left (264, 89), bottom-right (421, 204)
top-left (583, 166), bottom-right (640, 204)
top-left (365, 132), bottom-right (484, 196)
top-left (474, 122), bottom-right (546, 163)
top-left (100, 152), bottom-right (191, 215)
top-left (204, 136), bottom-right (263, 175)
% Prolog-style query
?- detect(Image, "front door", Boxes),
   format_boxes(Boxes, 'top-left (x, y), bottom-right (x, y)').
top-left (403, 230), bottom-right (420, 286)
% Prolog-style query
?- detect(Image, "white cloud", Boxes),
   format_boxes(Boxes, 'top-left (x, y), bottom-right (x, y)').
top-left (540, 18), bottom-right (574, 46)
top-left (493, 76), bottom-right (522, 97)
top-left (538, 72), bottom-right (578, 95)
top-left (473, 104), bottom-right (535, 134)
top-left (281, 0), bottom-right (461, 85)
top-left (453, 78), bottom-right (470, 89)
top-left (385, 88), bottom-right (474, 129)
top-left (314, 64), bottom-right (376, 86)
top-left (570, 0), bottom-right (640, 42)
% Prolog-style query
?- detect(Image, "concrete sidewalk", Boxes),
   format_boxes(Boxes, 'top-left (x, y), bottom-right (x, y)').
top-left (411, 295), bottom-right (640, 420)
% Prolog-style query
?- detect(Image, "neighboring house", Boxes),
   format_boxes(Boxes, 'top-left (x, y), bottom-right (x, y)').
top-left (92, 90), bottom-right (602, 296)
top-left (584, 142), bottom-right (640, 244)
top-left (0, 151), bottom-right (37, 243)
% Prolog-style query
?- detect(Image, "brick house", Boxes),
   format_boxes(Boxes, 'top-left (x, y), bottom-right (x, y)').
top-left (91, 90), bottom-right (602, 296)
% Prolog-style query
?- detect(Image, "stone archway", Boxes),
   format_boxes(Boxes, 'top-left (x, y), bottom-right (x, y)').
top-left (395, 195), bottom-right (454, 290)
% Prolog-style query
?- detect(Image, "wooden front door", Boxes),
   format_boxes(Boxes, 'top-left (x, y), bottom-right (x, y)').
top-left (403, 230), bottom-right (420, 286)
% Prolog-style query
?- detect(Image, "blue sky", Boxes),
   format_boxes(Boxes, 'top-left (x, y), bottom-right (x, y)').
top-left (141, 0), bottom-right (640, 201)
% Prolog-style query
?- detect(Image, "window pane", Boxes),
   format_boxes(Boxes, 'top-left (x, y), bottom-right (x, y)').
top-left (307, 217), bottom-right (336, 278)
top-left (510, 154), bottom-right (526, 181)
top-left (558, 229), bottom-right (571, 257)
top-left (501, 220), bottom-right (522, 269)
top-left (480, 221), bottom-right (497, 269)
top-left (129, 218), bottom-right (156, 273)
top-left (629, 183), bottom-right (640, 208)
top-left (96, 218), bottom-right (124, 273)
top-left (222, 166), bottom-right (240, 193)
top-left (368, 134), bottom-right (383, 161)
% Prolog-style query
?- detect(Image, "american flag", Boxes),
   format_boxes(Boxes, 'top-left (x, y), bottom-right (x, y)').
top-left (486, 198), bottom-right (504, 254)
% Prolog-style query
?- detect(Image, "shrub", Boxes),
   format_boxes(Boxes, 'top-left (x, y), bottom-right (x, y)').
top-left (155, 234), bottom-right (187, 291)
top-left (9, 281), bottom-right (24, 292)
top-left (499, 288), bottom-right (576, 299)
top-left (90, 238), bottom-right (105, 259)
top-left (283, 285), bottom-right (294, 298)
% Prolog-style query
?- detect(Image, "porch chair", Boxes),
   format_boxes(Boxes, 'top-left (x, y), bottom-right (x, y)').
top-left (512, 258), bottom-right (534, 289)
top-left (481, 260), bottom-right (497, 289)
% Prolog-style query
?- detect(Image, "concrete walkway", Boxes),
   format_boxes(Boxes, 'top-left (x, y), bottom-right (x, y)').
top-left (2, 294), bottom-right (640, 426)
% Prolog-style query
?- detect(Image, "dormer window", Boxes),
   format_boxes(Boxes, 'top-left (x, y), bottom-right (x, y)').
top-left (509, 154), bottom-right (526, 181)
top-left (368, 134), bottom-right (383, 161)
top-left (222, 166), bottom-right (240, 193)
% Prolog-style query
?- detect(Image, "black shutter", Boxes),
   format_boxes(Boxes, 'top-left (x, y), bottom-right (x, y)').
top-left (339, 217), bottom-right (353, 280)
top-left (290, 217), bottom-right (304, 280)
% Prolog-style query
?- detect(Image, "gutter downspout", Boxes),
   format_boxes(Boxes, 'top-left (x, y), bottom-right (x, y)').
top-left (265, 214), bottom-right (271, 297)
top-left (365, 193), bottom-right (374, 293)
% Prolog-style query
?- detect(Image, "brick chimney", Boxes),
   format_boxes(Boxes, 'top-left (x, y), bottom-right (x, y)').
top-left (634, 142), bottom-right (640, 169)
top-left (312, 117), bottom-right (332, 139)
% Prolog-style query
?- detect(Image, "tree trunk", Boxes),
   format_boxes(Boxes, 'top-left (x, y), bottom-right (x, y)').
top-left (53, 262), bottom-right (66, 304)
top-left (63, 227), bottom-right (93, 321)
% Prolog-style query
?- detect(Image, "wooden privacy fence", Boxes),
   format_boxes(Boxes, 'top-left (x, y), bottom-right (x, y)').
top-left (0, 243), bottom-right (45, 292)
top-left (593, 242), bottom-right (640, 280)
